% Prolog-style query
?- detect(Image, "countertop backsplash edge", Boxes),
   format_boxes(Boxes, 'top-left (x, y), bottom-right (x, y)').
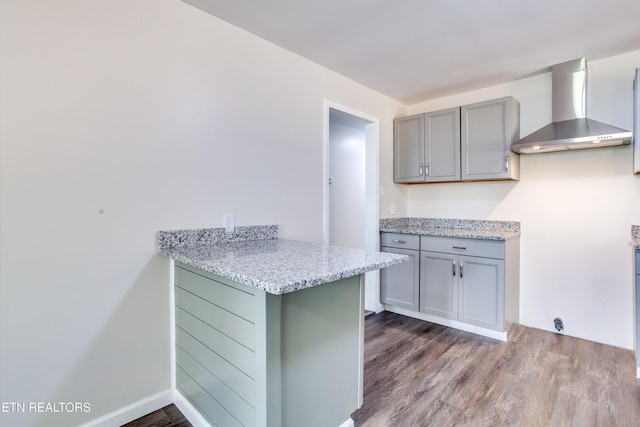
top-left (157, 224), bottom-right (278, 253)
top-left (380, 217), bottom-right (520, 232)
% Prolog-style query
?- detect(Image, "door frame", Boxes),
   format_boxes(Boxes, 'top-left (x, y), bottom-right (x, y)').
top-left (323, 100), bottom-right (382, 313)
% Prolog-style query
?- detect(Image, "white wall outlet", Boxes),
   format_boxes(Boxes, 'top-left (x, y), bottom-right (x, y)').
top-left (223, 213), bottom-right (235, 233)
top-left (390, 203), bottom-right (396, 216)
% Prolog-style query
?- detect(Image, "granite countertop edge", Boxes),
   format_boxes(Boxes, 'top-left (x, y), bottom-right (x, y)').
top-left (632, 225), bottom-right (640, 249)
top-left (157, 226), bottom-right (407, 295)
top-left (162, 247), bottom-right (405, 295)
top-left (380, 218), bottom-right (521, 241)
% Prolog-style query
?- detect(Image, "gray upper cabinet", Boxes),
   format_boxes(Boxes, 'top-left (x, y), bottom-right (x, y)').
top-left (394, 107), bottom-right (460, 183)
top-left (394, 114), bottom-right (425, 182)
top-left (394, 96), bottom-right (520, 183)
top-left (633, 68), bottom-right (639, 174)
top-left (425, 108), bottom-right (461, 182)
top-left (461, 97), bottom-right (520, 181)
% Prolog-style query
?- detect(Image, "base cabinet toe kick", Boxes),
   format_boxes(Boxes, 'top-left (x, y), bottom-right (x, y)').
top-left (381, 232), bottom-right (520, 341)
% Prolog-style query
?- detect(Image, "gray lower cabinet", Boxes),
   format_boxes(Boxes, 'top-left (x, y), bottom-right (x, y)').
top-left (635, 249), bottom-right (640, 378)
top-left (380, 233), bottom-right (420, 310)
top-left (381, 232), bottom-right (519, 338)
top-left (394, 97), bottom-right (519, 183)
top-left (420, 251), bottom-right (458, 319)
top-left (457, 255), bottom-right (505, 330)
top-left (421, 238), bottom-right (505, 332)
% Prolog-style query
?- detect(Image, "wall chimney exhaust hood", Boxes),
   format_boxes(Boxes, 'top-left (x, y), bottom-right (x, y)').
top-left (510, 58), bottom-right (632, 154)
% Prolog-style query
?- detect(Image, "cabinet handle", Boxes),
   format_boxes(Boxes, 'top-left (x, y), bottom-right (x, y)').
top-left (460, 262), bottom-right (464, 278)
top-left (452, 246), bottom-right (467, 251)
top-left (505, 155), bottom-right (510, 172)
top-left (392, 239), bottom-right (407, 244)
top-left (452, 261), bottom-right (456, 277)
top-left (419, 162), bottom-right (424, 176)
top-left (425, 163), bottom-right (429, 176)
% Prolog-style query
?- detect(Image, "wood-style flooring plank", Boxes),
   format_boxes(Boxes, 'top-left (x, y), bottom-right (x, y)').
top-left (121, 404), bottom-right (191, 427)
top-left (130, 312), bottom-right (640, 427)
top-left (352, 311), bottom-right (640, 427)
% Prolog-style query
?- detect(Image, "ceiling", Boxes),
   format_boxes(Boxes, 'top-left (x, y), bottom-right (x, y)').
top-left (183, 0), bottom-right (640, 104)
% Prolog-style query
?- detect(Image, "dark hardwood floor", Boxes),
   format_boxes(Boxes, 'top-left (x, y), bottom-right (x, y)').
top-left (127, 312), bottom-right (640, 426)
top-left (122, 404), bottom-right (190, 427)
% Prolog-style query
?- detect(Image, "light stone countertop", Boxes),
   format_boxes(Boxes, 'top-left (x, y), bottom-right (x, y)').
top-left (380, 218), bottom-right (521, 241)
top-left (632, 225), bottom-right (640, 249)
top-left (157, 226), bottom-right (407, 295)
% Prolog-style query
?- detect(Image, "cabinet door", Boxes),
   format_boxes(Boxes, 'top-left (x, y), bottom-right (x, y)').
top-left (394, 114), bottom-right (425, 183)
top-left (424, 107), bottom-right (461, 182)
top-left (461, 97), bottom-right (519, 181)
top-left (636, 251), bottom-right (640, 371)
top-left (380, 247), bottom-right (419, 310)
top-left (420, 251), bottom-right (458, 319)
top-left (458, 256), bottom-right (505, 331)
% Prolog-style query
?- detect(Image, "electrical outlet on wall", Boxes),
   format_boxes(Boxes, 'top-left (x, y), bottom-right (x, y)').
top-left (223, 213), bottom-right (235, 233)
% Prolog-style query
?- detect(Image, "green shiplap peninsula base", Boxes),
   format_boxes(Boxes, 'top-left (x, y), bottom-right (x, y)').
top-left (175, 263), bottom-right (362, 427)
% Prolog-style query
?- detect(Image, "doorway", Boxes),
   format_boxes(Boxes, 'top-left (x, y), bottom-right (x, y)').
top-left (324, 101), bottom-right (381, 313)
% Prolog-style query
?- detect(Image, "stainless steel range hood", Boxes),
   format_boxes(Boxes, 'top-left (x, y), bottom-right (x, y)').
top-left (510, 58), bottom-right (632, 154)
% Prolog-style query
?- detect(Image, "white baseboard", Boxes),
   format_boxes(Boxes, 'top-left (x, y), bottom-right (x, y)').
top-left (79, 390), bottom-right (173, 427)
top-left (174, 390), bottom-right (213, 427)
top-left (384, 305), bottom-right (508, 342)
top-left (339, 418), bottom-right (355, 427)
top-left (175, 389), bottom-right (353, 427)
top-left (79, 386), bottom-right (354, 427)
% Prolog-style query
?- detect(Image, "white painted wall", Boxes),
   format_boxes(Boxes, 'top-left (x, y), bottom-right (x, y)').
top-left (403, 50), bottom-right (640, 349)
top-left (0, 1), bottom-right (405, 426)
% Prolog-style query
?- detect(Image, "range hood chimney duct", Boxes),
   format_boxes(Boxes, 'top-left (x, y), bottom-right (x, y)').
top-left (510, 58), bottom-right (632, 154)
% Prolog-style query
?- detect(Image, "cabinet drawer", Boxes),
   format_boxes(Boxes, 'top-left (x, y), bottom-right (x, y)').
top-left (421, 235), bottom-right (504, 259)
top-left (636, 251), bottom-right (640, 273)
top-left (381, 233), bottom-right (420, 250)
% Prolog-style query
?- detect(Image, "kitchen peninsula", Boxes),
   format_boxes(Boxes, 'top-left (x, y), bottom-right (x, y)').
top-left (157, 225), bottom-right (407, 427)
